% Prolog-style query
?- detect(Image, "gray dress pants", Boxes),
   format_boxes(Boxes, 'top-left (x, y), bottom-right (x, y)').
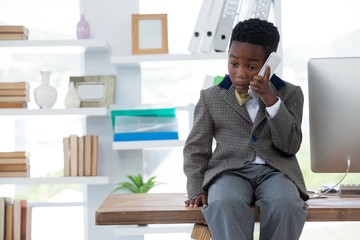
top-left (202, 164), bottom-right (307, 240)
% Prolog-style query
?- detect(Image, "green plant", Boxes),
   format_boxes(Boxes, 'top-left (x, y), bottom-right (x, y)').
top-left (113, 174), bottom-right (160, 193)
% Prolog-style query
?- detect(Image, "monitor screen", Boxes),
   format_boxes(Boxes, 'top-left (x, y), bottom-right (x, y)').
top-left (308, 57), bottom-right (360, 173)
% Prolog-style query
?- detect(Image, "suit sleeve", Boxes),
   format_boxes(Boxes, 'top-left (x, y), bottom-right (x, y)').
top-left (267, 85), bottom-right (304, 155)
top-left (183, 90), bottom-right (214, 199)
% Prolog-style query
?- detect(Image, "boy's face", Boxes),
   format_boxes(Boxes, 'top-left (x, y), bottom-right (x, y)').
top-left (228, 41), bottom-right (267, 94)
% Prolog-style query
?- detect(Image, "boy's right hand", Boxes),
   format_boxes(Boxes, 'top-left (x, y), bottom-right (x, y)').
top-left (185, 193), bottom-right (208, 207)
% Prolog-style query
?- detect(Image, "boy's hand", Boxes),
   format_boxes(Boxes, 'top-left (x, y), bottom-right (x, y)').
top-left (185, 193), bottom-right (208, 207)
top-left (250, 66), bottom-right (278, 107)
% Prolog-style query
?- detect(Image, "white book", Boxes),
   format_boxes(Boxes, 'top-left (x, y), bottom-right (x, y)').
top-left (251, 0), bottom-right (272, 20)
top-left (69, 135), bottom-right (78, 177)
top-left (202, 75), bottom-right (215, 89)
top-left (200, 0), bottom-right (226, 53)
top-left (213, 0), bottom-right (241, 52)
top-left (0, 197), bottom-right (6, 240)
top-left (188, 0), bottom-right (214, 53)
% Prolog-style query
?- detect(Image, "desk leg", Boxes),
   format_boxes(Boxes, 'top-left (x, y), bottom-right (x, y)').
top-left (191, 223), bottom-right (212, 240)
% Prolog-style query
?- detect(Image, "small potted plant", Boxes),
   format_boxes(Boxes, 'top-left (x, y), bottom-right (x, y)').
top-left (113, 173), bottom-right (160, 193)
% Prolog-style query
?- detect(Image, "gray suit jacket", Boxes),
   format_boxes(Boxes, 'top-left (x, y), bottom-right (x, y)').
top-left (183, 74), bottom-right (309, 201)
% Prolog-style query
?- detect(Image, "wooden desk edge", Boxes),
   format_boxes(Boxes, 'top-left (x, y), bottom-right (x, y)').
top-left (96, 193), bottom-right (360, 225)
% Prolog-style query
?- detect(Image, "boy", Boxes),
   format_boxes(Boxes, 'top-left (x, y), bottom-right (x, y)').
top-left (183, 18), bottom-right (309, 240)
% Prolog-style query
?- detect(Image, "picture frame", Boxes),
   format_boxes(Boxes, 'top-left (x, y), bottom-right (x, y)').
top-left (132, 13), bottom-right (169, 55)
top-left (69, 75), bottom-right (116, 107)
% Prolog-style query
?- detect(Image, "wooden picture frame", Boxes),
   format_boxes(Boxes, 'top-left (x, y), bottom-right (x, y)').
top-left (69, 75), bottom-right (116, 107)
top-left (132, 14), bottom-right (168, 55)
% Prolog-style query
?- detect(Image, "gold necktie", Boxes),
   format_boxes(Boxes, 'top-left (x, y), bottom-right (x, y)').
top-left (235, 90), bottom-right (252, 106)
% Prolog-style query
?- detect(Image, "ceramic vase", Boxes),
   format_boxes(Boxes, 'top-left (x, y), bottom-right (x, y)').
top-left (76, 14), bottom-right (90, 39)
top-left (34, 71), bottom-right (57, 109)
top-left (64, 82), bottom-right (81, 108)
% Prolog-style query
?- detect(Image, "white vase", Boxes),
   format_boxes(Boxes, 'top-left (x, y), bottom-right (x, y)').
top-left (64, 82), bottom-right (81, 108)
top-left (34, 71), bottom-right (57, 109)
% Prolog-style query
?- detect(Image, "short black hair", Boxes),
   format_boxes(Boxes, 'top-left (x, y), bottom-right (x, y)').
top-left (229, 18), bottom-right (280, 56)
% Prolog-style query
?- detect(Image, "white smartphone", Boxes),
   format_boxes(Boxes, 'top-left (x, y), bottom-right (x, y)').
top-left (248, 52), bottom-right (282, 96)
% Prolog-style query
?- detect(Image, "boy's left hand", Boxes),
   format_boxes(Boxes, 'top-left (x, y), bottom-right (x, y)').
top-left (250, 66), bottom-right (278, 107)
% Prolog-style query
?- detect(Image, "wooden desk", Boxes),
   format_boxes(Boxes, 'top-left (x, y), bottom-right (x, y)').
top-left (96, 193), bottom-right (360, 239)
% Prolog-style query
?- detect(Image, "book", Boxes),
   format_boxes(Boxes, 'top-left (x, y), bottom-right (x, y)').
top-left (111, 108), bottom-right (176, 129)
top-left (213, 0), bottom-right (241, 52)
top-left (0, 26), bottom-right (29, 35)
top-left (5, 201), bottom-right (13, 240)
top-left (63, 137), bottom-right (70, 177)
top-left (202, 74), bottom-right (216, 89)
top-left (113, 131), bottom-right (179, 141)
top-left (13, 200), bottom-right (27, 240)
top-left (69, 135), bottom-right (78, 177)
top-left (0, 164), bottom-right (29, 171)
top-left (0, 197), bottom-right (11, 240)
top-left (0, 198), bottom-right (4, 240)
top-left (0, 151), bottom-right (29, 158)
top-left (0, 96), bottom-right (30, 102)
top-left (0, 158), bottom-right (29, 165)
top-left (188, 0), bottom-right (214, 53)
top-left (0, 102), bottom-right (27, 109)
top-left (91, 135), bottom-right (98, 176)
top-left (200, 0), bottom-right (226, 53)
top-left (0, 82), bottom-right (30, 90)
top-left (0, 33), bottom-right (28, 40)
top-left (0, 171), bottom-right (29, 177)
top-left (0, 89), bottom-right (28, 96)
top-left (84, 135), bottom-right (92, 176)
top-left (114, 116), bottom-right (178, 133)
top-left (78, 136), bottom-right (85, 176)
top-left (20, 200), bottom-right (27, 240)
top-left (25, 207), bottom-right (32, 240)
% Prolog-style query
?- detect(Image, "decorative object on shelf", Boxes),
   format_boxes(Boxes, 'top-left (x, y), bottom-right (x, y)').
top-left (131, 14), bottom-right (168, 55)
top-left (112, 174), bottom-right (160, 193)
top-left (76, 14), bottom-right (90, 39)
top-left (64, 82), bottom-right (81, 108)
top-left (34, 71), bottom-right (57, 109)
top-left (69, 75), bottom-right (116, 107)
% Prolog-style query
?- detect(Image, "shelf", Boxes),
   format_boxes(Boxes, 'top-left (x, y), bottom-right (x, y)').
top-left (112, 140), bottom-right (186, 150)
top-left (110, 52), bottom-right (227, 66)
top-left (28, 202), bottom-right (85, 208)
top-left (0, 39), bottom-right (109, 52)
top-left (0, 107), bottom-right (108, 117)
top-left (0, 176), bottom-right (112, 185)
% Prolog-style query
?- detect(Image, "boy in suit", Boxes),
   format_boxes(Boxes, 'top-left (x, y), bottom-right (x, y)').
top-left (184, 18), bottom-right (309, 240)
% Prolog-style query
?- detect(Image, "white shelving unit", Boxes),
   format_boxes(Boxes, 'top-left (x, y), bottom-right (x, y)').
top-left (0, 37), bottom-right (113, 240)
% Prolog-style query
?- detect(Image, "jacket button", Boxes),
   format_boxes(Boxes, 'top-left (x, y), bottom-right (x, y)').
top-left (251, 135), bottom-right (258, 142)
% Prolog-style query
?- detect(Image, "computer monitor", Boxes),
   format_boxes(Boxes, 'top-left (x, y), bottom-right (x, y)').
top-left (308, 57), bottom-right (360, 173)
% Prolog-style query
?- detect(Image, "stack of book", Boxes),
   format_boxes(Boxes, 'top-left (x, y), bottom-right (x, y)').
top-left (0, 25), bottom-right (29, 40)
top-left (0, 151), bottom-right (30, 178)
top-left (63, 135), bottom-right (98, 177)
top-left (111, 107), bottom-right (179, 141)
top-left (0, 197), bottom-right (32, 240)
top-left (0, 82), bottom-right (30, 109)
